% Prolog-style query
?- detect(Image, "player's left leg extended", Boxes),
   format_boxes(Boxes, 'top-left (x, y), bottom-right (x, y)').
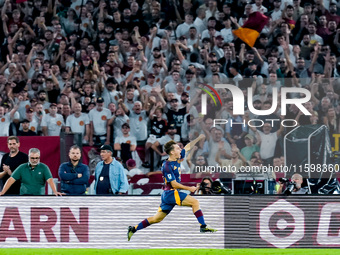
top-left (127, 211), bottom-right (168, 241)
top-left (181, 194), bottom-right (217, 233)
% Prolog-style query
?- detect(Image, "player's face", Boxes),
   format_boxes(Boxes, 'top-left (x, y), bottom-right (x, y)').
top-left (29, 153), bottom-right (40, 166)
top-left (7, 139), bottom-right (19, 154)
top-left (171, 144), bottom-right (181, 158)
top-left (69, 148), bottom-right (81, 162)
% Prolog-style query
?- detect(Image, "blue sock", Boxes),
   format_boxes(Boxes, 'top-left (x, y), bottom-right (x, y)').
top-left (194, 209), bottom-right (206, 226)
top-left (135, 219), bottom-right (150, 232)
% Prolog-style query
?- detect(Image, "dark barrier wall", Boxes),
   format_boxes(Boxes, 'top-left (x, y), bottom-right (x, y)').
top-left (0, 136), bottom-right (60, 177)
top-left (0, 196), bottom-right (340, 249)
top-left (225, 196), bottom-right (340, 248)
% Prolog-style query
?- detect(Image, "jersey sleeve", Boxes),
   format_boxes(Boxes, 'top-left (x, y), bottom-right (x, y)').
top-left (180, 149), bottom-right (186, 160)
top-left (163, 163), bottom-right (176, 183)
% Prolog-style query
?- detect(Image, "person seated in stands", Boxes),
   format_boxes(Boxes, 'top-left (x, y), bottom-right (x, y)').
top-left (124, 159), bottom-right (143, 181)
top-left (114, 123), bottom-right (137, 164)
top-left (18, 119), bottom-right (37, 136)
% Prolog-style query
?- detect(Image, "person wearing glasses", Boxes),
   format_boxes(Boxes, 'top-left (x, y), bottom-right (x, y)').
top-left (0, 148), bottom-right (63, 196)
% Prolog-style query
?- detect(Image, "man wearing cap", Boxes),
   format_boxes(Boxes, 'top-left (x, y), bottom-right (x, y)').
top-left (94, 144), bottom-right (129, 195)
top-left (41, 103), bottom-right (65, 136)
top-left (88, 97), bottom-right (111, 146)
top-left (18, 119), bottom-right (37, 136)
top-left (240, 134), bottom-right (260, 161)
top-left (114, 123), bottom-right (137, 164)
top-left (0, 136), bottom-right (28, 194)
top-left (141, 73), bottom-right (157, 93)
top-left (166, 97), bottom-right (189, 138)
top-left (59, 145), bottom-right (90, 195)
top-left (176, 12), bottom-right (195, 38)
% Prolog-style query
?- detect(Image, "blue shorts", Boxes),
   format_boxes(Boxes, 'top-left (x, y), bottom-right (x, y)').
top-left (158, 189), bottom-right (188, 214)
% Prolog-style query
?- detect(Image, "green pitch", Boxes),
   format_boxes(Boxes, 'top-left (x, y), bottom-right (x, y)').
top-left (0, 249), bottom-right (338, 255)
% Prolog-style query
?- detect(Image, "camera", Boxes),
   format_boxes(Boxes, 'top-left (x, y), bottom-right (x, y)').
top-left (279, 178), bottom-right (296, 195)
top-left (211, 180), bottom-right (231, 194)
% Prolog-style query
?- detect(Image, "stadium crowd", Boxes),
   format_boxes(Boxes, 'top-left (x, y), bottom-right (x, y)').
top-left (0, 0), bottom-right (339, 194)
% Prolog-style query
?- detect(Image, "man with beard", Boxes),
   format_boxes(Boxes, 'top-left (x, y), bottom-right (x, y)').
top-left (41, 103), bottom-right (65, 136)
top-left (88, 97), bottom-right (111, 146)
top-left (58, 145), bottom-right (90, 195)
top-left (18, 119), bottom-right (37, 136)
top-left (204, 61), bottom-right (228, 84)
top-left (37, 90), bottom-right (51, 111)
top-left (0, 148), bottom-right (63, 196)
top-left (0, 136), bottom-right (28, 194)
top-left (65, 103), bottom-right (90, 144)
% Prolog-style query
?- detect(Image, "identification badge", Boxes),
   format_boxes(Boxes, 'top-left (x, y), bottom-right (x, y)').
top-left (100, 177), bottom-right (104, 181)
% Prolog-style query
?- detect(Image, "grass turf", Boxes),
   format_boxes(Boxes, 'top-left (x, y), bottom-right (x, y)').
top-left (0, 249), bottom-right (338, 255)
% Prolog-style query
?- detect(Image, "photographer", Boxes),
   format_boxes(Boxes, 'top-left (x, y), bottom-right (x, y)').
top-left (195, 177), bottom-right (214, 195)
top-left (277, 174), bottom-right (309, 195)
top-left (195, 177), bottom-right (231, 195)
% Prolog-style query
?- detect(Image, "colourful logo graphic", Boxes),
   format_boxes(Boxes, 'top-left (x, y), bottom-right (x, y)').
top-left (198, 83), bottom-right (223, 108)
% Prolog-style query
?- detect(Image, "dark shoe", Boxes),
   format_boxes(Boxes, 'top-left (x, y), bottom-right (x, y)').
top-left (127, 226), bottom-right (135, 241)
top-left (200, 225), bottom-right (217, 233)
top-left (142, 162), bottom-right (151, 168)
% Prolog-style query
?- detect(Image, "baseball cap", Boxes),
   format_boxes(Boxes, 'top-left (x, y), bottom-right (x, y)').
top-left (126, 159), bottom-right (136, 168)
top-left (215, 35), bottom-right (223, 40)
top-left (170, 98), bottom-right (178, 103)
top-left (97, 97), bottom-right (104, 103)
top-left (21, 119), bottom-right (30, 124)
top-left (100, 144), bottom-right (113, 153)
top-left (181, 92), bottom-right (189, 97)
top-left (148, 73), bottom-right (155, 79)
top-left (244, 134), bottom-right (254, 140)
top-left (168, 122), bottom-right (177, 130)
top-left (26, 107), bottom-right (34, 113)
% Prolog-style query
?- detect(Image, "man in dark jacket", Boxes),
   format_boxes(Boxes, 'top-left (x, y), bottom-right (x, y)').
top-left (59, 145), bottom-right (90, 195)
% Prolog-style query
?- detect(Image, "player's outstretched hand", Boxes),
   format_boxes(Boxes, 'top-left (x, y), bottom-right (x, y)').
top-left (199, 134), bottom-right (206, 140)
top-left (188, 186), bottom-right (197, 193)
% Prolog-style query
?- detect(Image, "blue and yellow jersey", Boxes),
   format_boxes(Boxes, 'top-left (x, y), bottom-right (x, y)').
top-left (161, 149), bottom-right (186, 190)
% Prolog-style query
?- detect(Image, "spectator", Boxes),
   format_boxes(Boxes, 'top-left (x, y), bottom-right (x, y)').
top-left (58, 145), bottom-right (90, 195)
top-left (0, 136), bottom-right (28, 194)
top-left (18, 119), bottom-right (37, 136)
top-left (93, 145), bottom-right (129, 195)
top-left (124, 159), bottom-right (143, 181)
top-left (88, 97), bottom-right (111, 146)
top-left (0, 148), bottom-right (62, 196)
top-left (65, 103), bottom-right (90, 144)
top-left (114, 122), bottom-right (137, 164)
top-left (41, 103), bottom-right (65, 136)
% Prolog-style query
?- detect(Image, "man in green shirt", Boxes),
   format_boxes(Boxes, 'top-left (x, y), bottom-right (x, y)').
top-left (0, 148), bottom-right (62, 196)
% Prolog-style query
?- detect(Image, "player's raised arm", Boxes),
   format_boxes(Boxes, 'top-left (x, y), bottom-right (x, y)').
top-left (184, 134), bottom-right (206, 153)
